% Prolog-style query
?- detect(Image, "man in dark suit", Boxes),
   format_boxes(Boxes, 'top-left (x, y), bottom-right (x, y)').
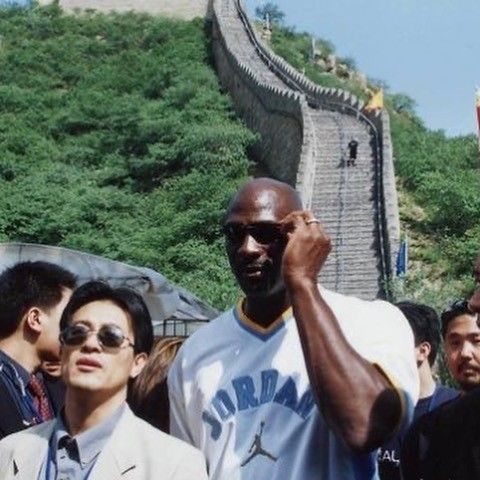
top-left (0, 261), bottom-right (76, 438)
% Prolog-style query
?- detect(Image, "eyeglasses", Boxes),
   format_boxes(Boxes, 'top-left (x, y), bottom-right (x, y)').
top-left (59, 323), bottom-right (134, 350)
top-left (222, 222), bottom-right (284, 245)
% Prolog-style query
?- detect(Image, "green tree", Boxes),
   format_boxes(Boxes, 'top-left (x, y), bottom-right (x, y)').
top-left (389, 93), bottom-right (417, 115)
top-left (255, 2), bottom-right (285, 25)
top-left (0, 5), bottom-right (256, 310)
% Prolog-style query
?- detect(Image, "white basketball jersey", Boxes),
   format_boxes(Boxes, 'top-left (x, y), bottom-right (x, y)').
top-left (168, 287), bottom-right (419, 480)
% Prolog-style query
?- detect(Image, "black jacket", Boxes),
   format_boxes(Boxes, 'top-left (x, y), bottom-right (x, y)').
top-left (0, 373), bottom-right (65, 439)
top-left (401, 387), bottom-right (480, 480)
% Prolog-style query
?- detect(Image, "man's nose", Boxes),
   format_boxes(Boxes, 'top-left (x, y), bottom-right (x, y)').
top-left (460, 342), bottom-right (474, 358)
top-left (238, 233), bottom-right (262, 256)
top-left (81, 331), bottom-right (102, 351)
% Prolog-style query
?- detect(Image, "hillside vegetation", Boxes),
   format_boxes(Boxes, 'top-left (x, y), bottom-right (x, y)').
top-left (1, 3), bottom-right (478, 312)
top-left (267, 23), bottom-right (480, 309)
top-left (0, 4), bottom-right (256, 309)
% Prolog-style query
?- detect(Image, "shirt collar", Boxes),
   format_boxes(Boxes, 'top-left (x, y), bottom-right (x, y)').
top-left (53, 403), bottom-right (126, 467)
top-left (0, 348), bottom-right (31, 386)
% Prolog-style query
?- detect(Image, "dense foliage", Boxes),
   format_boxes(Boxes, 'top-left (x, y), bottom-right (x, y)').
top-left (0, 4), bottom-right (257, 310)
top-left (1, 2), bottom-right (478, 316)
top-left (267, 22), bottom-right (480, 310)
top-left (389, 112), bottom-right (479, 308)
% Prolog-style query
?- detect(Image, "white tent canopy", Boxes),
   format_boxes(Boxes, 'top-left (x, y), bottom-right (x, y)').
top-left (0, 243), bottom-right (217, 336)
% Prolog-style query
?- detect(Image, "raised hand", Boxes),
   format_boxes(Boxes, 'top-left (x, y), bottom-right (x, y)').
top-left (279, 210), bottom-right (331, 286)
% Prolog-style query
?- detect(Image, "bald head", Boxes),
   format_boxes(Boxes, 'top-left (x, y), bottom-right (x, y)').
top-left (223, 178), bottom-right (303, 298)
top-left (227, 178), bottom-right (302, 220)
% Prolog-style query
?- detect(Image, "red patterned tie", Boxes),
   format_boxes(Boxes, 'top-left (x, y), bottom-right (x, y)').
top-left (27, 375), bottom-right (54, 422)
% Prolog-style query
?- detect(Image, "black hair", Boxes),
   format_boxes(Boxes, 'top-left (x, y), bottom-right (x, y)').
top-left (60, 281), bottom-right (153, 355)
top-left (0, 261), bottom-right (76, 339)
top-left (441, 299), bottom-right (473, 339)
top-left (396, 301), bottom-right (440, 366)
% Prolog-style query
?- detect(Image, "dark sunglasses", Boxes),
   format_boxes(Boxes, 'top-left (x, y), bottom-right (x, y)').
top-left (59, 323), bottom-right (134, 349)
top-left (222, 222), bottom-right (284, 245)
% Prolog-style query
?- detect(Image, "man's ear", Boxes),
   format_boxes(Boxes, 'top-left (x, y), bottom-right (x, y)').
top-left (417, 341), bottom-right (432, 364)
top-left (24, 307), bottom-right (43, 334)
top-left (130, 352), bottom-right (148, 379)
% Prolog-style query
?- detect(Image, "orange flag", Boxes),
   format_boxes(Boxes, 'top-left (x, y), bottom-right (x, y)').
top-left (364, 89), bottom-right (384, 112)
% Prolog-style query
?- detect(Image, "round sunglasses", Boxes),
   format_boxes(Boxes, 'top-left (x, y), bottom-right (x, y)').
top-left (59, 323), bottom-right (134, 350)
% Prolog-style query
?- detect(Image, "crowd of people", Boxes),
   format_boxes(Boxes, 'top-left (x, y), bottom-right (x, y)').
top-left (0, 177), bottom-right (478, 480)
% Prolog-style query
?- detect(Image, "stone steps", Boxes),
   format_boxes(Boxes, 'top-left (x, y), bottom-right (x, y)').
top-left (219, 1), bottom-right (384, 300)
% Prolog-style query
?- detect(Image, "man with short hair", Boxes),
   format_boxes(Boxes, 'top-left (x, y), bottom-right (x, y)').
top-left (401, 293), bottom-right (480, 479)
top-left (0, 261), bottom-right (76, 438)
top-left (0, 281), bottom-right (207, 479)
top-left (168, 177), bottom-right (418, 480)
top-left (441, 299), bottom-right (480, 392)
top-left (378, 301), bottom-right (458, 479)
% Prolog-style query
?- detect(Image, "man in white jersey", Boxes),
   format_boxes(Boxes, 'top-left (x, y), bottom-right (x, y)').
top-left (168, 177), bottom-right (419, 480)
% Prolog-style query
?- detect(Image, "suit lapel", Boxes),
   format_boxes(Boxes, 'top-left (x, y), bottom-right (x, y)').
top-left (13, 422), bottom-right (53, 479)
top-left (90, 407), bottom-right (138, 479)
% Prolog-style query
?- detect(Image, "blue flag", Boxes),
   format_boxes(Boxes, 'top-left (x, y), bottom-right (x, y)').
top-left (396, 238), bottom-right (408, 277)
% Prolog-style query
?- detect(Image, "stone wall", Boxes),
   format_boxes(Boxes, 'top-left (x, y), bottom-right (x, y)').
top-left (366, 110), bottom-right (400, 273)
top-left (212, 0), bottom-right (400, 283)
top-left (211, 5), bottom-right (305, 186)
top-left (38, 0), bottom-right (212, 19)
top-left (37, 0), bottom-right (400, 283)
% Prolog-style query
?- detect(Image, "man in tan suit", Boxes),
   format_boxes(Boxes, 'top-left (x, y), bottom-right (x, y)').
top-left (0, 281), bottom-right (207, 480)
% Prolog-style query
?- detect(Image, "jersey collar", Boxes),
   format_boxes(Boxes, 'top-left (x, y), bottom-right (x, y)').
top-left (234, 298), bottom-right (293, 340)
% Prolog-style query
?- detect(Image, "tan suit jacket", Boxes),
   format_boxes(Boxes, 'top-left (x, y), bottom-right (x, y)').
top-left (0, 405), bottom-right (207, 480)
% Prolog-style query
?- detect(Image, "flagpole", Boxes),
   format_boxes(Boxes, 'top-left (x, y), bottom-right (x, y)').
top-left (476, 88), bottom-right (480, 152)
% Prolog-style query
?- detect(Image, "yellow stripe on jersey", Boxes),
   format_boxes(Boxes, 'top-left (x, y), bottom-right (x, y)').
top-left (372, 362), bottom-right (408, 437)
top-left (235, 298), bottom-right (293, 334)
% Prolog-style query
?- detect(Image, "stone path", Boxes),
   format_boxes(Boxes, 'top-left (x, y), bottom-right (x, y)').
top-left (219, 0), bottom-right (382, 299)
top-left (45, 0), bottom-right (384, 299)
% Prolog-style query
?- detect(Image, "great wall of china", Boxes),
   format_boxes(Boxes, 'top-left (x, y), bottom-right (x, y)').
top-left (39, 0), bottom-right (401, 300)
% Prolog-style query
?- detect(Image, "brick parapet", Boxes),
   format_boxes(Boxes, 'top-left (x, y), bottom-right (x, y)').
top-left (365, 110), bottom-right (400, 272)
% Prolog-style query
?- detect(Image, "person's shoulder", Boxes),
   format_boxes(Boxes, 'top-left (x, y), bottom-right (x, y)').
top-left (0, 420), bottom-right (53, 450)
top-left (320, 287), bottom-right (397, 334)
top-left (409, 393), bottom-right (460, 439)
top-left (432, 387), bottom-right (480, 428)
top-left (435, 384), bottom-right (460, 403)
top-left (175, 307), bottom-right (236, 355)
top-left (131, 414), bottom-right (205, 462)
top-left (320, 286), bottom-right (404, 324)
top-left (319, 286), bottom-right (365, 308)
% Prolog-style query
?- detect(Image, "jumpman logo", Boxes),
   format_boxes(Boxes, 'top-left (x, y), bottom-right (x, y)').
top-left (241, 421), bottom-right (278, 467)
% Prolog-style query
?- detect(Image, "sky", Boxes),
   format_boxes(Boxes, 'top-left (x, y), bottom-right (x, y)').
top-left (245, 0), bottom-right (480, 137)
